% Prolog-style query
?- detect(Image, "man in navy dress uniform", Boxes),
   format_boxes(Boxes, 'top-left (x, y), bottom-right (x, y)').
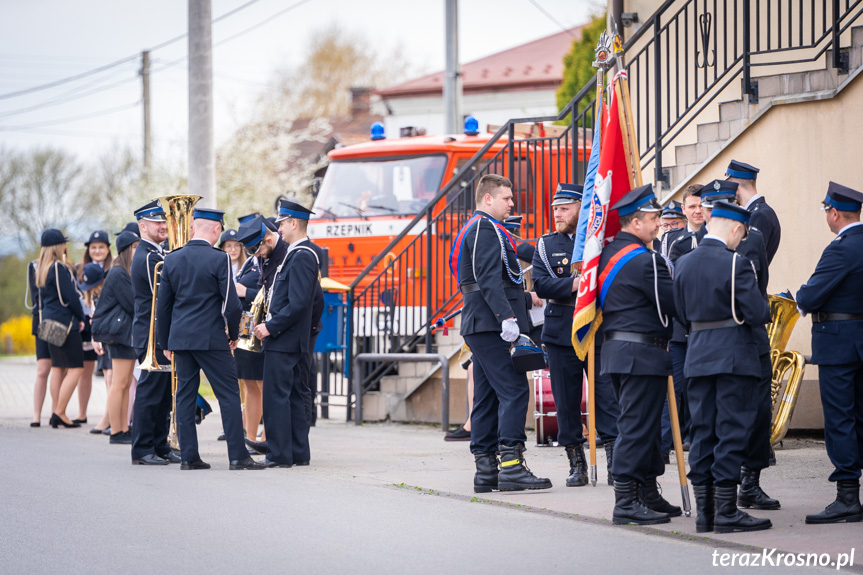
top-left (726, 159), bottom-right (781, 264)
top-left (129, 200), bottom-right (179, 466)
top-left (531, 183), bottom-right (620, 486)
top-left (156, 207), bottom-right (263, 471)
top-left (453, 174), bottom-right (551, 493)
top-left (598, 184), bottom-right (679, 525)
top-left (798, 182), bottom-right (863, 524)
top-left (253, 199), bottom-right (319, 468)
top-left (659, 200), bottom-right (687, 257)
top-left (673, 200), bottom-right (772, 533)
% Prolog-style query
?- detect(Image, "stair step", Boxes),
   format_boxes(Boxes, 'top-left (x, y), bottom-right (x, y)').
top-left (852, 24), bottom-right (863, 47)
top-left (696, 122), bottom-right (720, 142)
top-left (398, 361), bottom-right (436, 377)
top-left (379, 375), bottom-right (408, 395)
top-left (719, 100), bottom-right (747, 122)
top-left (356, 391), bottom-right (387, 422)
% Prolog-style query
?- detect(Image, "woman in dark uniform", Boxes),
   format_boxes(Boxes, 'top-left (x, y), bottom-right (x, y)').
top-left (221, 229), bottom-right (264, 445)
top-left (25, 258), bottom-right (51, 427)
top-left (35, 229), bottom-right (87, 429)
top-left (96, 232), bottom-right (139, 445)
top-left (75, 262), bottom-right (106, 425)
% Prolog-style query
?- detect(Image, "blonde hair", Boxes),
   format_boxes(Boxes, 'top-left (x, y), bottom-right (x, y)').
top-left (35, 244), bottom-right (70, 288)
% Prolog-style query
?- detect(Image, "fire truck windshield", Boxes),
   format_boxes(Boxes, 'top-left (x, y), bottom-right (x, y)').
top-left (313, 155), bottom-right (447, 218)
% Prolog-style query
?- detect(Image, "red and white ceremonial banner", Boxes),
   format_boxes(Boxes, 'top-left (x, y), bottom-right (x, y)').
top-left (571, 71), bottom-right (641, 360)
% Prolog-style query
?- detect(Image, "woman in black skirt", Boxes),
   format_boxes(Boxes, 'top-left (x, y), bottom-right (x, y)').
top-left (35, 229), bottom-right (87, 429)
top-left (25, 259), bottom-right (52, 427)
top-left (94, 231), bottom-right (138, 444)
top-left (222, 229), bottom-right (265, 445)
top-left (75, 262), bottom-right (106, 425)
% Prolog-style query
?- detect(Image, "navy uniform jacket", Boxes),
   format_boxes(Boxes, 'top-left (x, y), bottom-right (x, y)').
top-left (673, 238), bottom-right (771, 378)
top-left (259, 237), bottom-right (288, 293)
top-left (796, 224), bottom-right (863, 365)
top-left (598, 231), bottom-right (676, 375)
top-left (748, 197), bottom-right (781, 264)
top-left (131, 239), bottom-right (164, 350)
top-left (236, 257), bottom-right (261, 311)
top-left (660, 226), bottom-right (685, 258)
top-left (457, 211), bottom-right (529, 336)
top-left (156, 239), bottom-right (241, 352)
top-left (263, 239), bottom-right (319, 354)
top-left (531, 232), bottom-right (577, 347)
top-left (97, 267), bottom-right (135, 347)
top-left (671, 225), bottom-right (769, 294)
top-left (37, 262), bottom-right (85, 331)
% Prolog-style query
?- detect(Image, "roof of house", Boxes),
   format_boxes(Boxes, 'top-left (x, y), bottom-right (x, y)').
top-left (376, 26), bottom-right (583, 99)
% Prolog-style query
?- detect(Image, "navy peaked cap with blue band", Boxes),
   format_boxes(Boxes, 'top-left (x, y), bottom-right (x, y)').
top-left (726, 159), bottom-right (760, 180)
top-left (41, 228), bottom-right (69, 247)
top-left (697, 179), bottom-right (738, 205)
top-left (824, 181), bottom-right (863, 211)
top-left (134, 199), bottom-right (166, 222)
top-left (238, 212), bottom-right (260, 225)
top-left (236, 216), bottom-right (270, 248)
top-left (710, 200), bottom-right (751, 225)
top-left (611, 184), bottom-right (662, 216)
top-left (115, 231), bottom-right (138, 254)
top-left (661, 200), bottom-right (685, 219)
top-left (552, 183), bottom-right (584, 206)
top-left (192, 207), bottom-right (225, 224)
top-left (275, 199), bottom-right (314, 222)
top-left (503, 215), bottom-right (523, 231)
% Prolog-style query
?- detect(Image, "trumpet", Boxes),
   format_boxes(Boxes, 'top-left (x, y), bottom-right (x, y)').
top-left (237, 288), bottom-right (267, 352)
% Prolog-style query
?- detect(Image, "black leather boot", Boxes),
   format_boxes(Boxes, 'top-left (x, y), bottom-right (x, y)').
top-left (693, 484), bottom-right (715, 533)
top-left (497, 444), bottom-right (552, 491)
top-left (714, 484), bottom-right (772, 533)
top-left (474, 452), bottom-right (499, 494)
top-left (604, 441), bottom-right (615, 486)
top-left (805, 479), bottom-right (863, 524)
top-left (638, 480), bottom-right (682, 517)
top-left (612, 480), bottom-right (670, 525)
top-left (738, 466), bottom-right (780, 510)
top-left (565, 444), bottom-right (589, 487)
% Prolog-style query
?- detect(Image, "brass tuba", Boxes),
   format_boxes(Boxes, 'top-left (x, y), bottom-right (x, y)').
top-left (767, 294), bottom-right (807, 445)
top-left (237, 288), bottom-right (267, 352)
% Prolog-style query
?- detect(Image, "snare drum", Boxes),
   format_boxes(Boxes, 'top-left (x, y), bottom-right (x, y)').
top-left (533, 369), bottom-right (558, 446)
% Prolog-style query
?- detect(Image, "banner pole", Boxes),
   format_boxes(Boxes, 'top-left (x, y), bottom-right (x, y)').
top-left (588, 339), bottom-right (597, 486)
top-left (667, 375), bottom-right (692, 516)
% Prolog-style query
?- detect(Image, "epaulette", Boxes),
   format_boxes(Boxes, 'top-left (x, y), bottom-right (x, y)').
top-left (750, 226), bottom-right (760, 232)
top-left (541, 232), bottom-right (556, 238)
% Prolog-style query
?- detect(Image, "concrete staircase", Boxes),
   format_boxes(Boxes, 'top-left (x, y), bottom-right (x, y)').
top-left (664, 25), bottom-right (863, 197)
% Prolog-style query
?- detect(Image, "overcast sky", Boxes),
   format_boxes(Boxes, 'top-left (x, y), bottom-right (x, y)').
top-left (0, 0), bottom-right (597, 164)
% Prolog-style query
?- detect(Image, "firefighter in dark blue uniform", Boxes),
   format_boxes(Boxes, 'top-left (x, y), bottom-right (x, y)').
top-left (798, 182), bottom-right (863, 524)
top-left (673, 200), bottom-right (773, 533)
top-left (252, 200), bottom-right (319, 468)
top-left (726, 160), bottom-right (781, 264)
top-left (531, 183), bottom-right (619, 486)
top-left (599, 184), bottom-right (679, 525)
top-left (129, 200), bottom-right (178, 465)
top-left (659, 201), bottom-right (687, 257)
top-left (453, 174), bottom-right (551, 493)
top-left (156, 208), bottom-right (263, 470)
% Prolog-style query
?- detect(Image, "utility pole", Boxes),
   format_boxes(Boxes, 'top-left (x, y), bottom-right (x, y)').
top-left (188, 0), bottom-right (215, 207)
top-left (444, 0), bottom-right (461, 135)
top-left (141, 50), bottom-right (152, 177)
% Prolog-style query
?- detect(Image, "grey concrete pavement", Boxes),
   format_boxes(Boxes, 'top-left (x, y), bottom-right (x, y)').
top-left (1, 357), bottom-right (860, 574)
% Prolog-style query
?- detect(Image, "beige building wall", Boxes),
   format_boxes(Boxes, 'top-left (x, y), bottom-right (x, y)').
top-left (664, 73), bottom-right (863, 429)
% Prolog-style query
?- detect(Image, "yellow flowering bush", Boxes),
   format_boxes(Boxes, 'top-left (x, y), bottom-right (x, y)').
top-left (0, 315), bottom-right (36, 355)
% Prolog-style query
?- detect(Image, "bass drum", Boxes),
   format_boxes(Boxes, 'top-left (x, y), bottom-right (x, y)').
top-left (532, 369), bottom-right (590, 446)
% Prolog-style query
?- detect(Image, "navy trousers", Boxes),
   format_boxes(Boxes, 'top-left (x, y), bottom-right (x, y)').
top-left (131, 348), bottom-right (172, 461)
top-left (687, 374), bottom-right (758, 486)
top-left (545, 343), bottom-right (586, 447)
top-left (300, 332), bottom-right (320, 427)
top-left (593, 343), bottom-right (620, 444)
top-left (744, 352), bottom-right (774, 471)
top-left (263, 350), bottom-right (310, 465)
top-left (661, 341), bottom-right (689, 453)
top-left (464, 332), bottom-right (529, 453)
top-left (818, 362), bottom-right (863, 482)
top-left (610, 373), bottom-right (666, 483)
top-left (173, 350), bottom-right (247, 463)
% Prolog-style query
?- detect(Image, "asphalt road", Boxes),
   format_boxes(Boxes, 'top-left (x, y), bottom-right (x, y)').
top-left (4, 421), bottom-right (840, 575)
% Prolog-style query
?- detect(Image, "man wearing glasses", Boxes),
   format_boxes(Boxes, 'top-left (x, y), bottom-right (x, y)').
top-left (237, 216), bottom-right (287, 300)
top-left (659, 200), bottom-right (687, 258)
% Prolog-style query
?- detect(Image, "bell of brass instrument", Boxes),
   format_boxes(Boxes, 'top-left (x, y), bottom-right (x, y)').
top-left (767, 294), bottom-right (807, 445)
top-left (237, 288), bottom-right (267, 353)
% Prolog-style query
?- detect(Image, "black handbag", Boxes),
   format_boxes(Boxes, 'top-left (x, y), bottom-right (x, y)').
top-left (36, 263), bottom-right (73, 347)
top-left (91, 302), bottom-right (131, 346)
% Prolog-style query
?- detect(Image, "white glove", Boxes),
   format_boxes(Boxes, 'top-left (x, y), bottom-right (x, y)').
top-left (500, 318), bottom-right (520, 342)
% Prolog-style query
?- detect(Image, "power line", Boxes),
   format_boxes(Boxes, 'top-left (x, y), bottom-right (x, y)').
top-left (526, 0), bottom-right (579, 38)
top-left (0, 0), bottom-right (266, 102)
top-left (0, 101), bottom-right (141, 131)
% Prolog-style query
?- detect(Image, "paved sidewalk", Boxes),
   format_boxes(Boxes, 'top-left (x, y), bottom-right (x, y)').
top-left (1, 357), bottom-right (860, 573)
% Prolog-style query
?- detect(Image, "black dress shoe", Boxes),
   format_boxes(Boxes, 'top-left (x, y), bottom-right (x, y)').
top-left (264, 458), bottom-right (293, 468)
top-left (73, 418), bottom-right (87, 424)
top-left (132, 454), bottom-right (169, 466)
top-left (444, 426), bottom-right (471, 442)
top-left (159, 451), bottom-right (182, 464)
top-left (230, 457), bottom-right (266, 470)
top-left (90, 427), bottom-right (106, 434)
top-left (180, 459), bottom-right (211, 470)
top-left (294, 460), bottom-right (310, 466)
top-left (102, 427), bottom-right (111, 435)
top-left (49, 414), bottom-right (81, 429)
top-left (245, 438), bottom-right (268, 454)
top-left (110, 431), bottom-right (132, 445)
top-left (30, 422), bottom-right (40, 428)
top-left (217, 433), bottom-right (226, 441)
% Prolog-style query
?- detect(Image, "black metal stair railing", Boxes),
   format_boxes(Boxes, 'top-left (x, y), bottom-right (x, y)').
top-left (345, 0), bottom-right (863, 414)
